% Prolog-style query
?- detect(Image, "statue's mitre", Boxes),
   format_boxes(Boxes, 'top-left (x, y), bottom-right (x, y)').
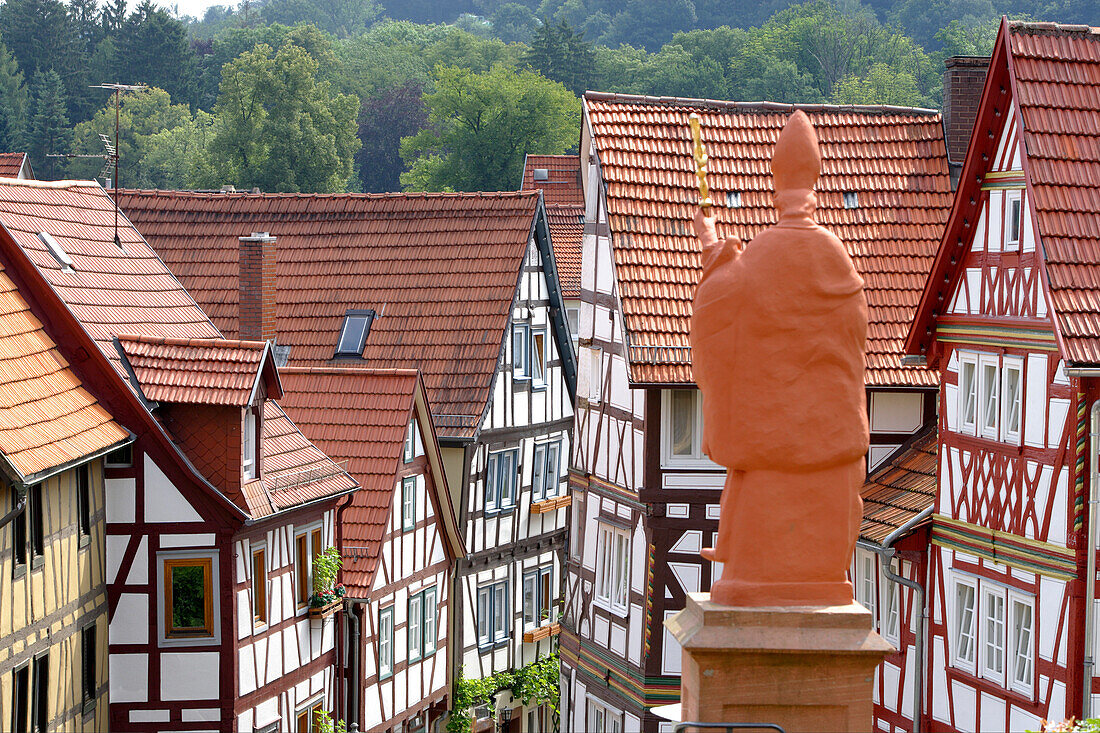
top-left (772, 109), bottom-right (821, 193)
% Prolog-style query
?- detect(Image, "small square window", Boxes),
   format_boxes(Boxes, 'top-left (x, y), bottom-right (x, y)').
top-left (1006, 193), bottom-right (1022, 249)
top-left (335, 309), bottom-right (375, 357)
top-left (843, 191), bottom-right (859, 209)
top-left (164, 557), bottom-right (214, 638)
top-left (104, 443), bottom-right (132, 467)
top-left (726, 191), bottom-right (742, 208)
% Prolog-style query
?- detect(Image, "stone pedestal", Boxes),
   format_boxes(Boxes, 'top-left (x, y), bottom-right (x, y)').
top-left (665, 593), bottom-right (893, 733)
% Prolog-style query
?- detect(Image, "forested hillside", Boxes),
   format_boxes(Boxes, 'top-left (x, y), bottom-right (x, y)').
top-left (0, 0), bottom-right (1065, 193)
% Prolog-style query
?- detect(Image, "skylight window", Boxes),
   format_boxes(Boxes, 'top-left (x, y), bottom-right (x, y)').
top-left (726, 191), bottom-right (742, 208)
top-left (335, 309), bottom-right (375, 357)
top-left (533, 168), bottom-right (549, 181)
top-left (843, 191), bottom-right (860, 209)
top-left (37, 232), bottom-right (74, 272)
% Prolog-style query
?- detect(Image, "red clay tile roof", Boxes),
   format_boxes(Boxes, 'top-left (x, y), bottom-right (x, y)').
top-left (0, 263), bottom-right (128, 481)
top-left (521, 154), bottom-right (584, 206)
top-left (277, 366), bottom-right (462, 591)
top-left (0, 153), bottom-right (28, 179)
top-left (117, 335), bottom-right (281, 406)
top-left (117, 189), bottom-right (543, 438)
top-left (1009, 22), bottom-right (1100, 364)
top-left (585, 93), bottom-right (952, 386)
top-left (521, 155), bottom-right (584, 298)
top-left (0, 179), bottom-right (355, 515)
top-left (860, 427), bottom-right (937, 545)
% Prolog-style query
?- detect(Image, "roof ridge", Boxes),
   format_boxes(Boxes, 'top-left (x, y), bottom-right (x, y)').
top-left (118, 188), bottom-right (541, 202)
top-left (1009, 20), bottom-right (1100, 35)
top-left (0, 178), bottom-right (101, 190)
top-left (117, 333), bottom-right (267, 350)
top-left (280, 366), bottom-right (420, 378)
top-left (583, 90), bottom-right (940, 116)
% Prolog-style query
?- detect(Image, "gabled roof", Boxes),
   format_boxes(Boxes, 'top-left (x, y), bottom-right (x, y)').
top-left (0, 263), bottom-right (128, 483)
top-left (277, 366), bottom-right (463, 591)
top-left (907, 21), bottom-right (1100, 364)
top-left (0, 179), bottom-right (355, 519)
top-left (116, 189), bottom-right (552, 439)
top-left (521, 154), bottom-right (583, 299)
top-left (0, 153), bottom-right (30, 180)
top-left (860, 427), bottom-right (937, 545)
top-left (584, 92), bottom-right (952, 386)
top-left (116, 335), bottom-right (282, 406)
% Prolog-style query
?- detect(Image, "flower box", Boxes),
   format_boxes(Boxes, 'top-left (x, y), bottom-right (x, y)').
top-left (309, 598), bottom-right (343, 620)
top-left (530, 494), bottom-right (572, 515)
top-left (522, 622), bottom-right (561, 643)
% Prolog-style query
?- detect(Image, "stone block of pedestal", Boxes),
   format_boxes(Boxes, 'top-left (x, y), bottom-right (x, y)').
top-left (665, 593), bottom-right (894, 733)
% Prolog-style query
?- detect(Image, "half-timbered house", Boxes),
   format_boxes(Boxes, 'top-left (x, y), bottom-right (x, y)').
top-left (0, 255), bottom-right (130, 732)
top-left (278, 367), bottom-right (464, 733)
top-left (116, 189), bottom-right (577, 730)
top-left (564, 92), bottom-right (953, 732)
top-left (900, 19), bottom-right (1100, 732)
top-left (0, 178), bottom-right (359, 732)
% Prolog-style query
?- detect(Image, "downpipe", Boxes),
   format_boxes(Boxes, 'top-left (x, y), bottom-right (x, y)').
top-left (1082, 401), bottom-right (1100, 717)
top-left (346, 601), bottom-right (362, 732)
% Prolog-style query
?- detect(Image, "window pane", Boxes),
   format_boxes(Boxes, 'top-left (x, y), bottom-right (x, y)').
top-left (546, 443), bottom-right (559, 498)
top-left (885, 580), bottom-right (899, 639)
top-left (78, 465), bottom-right (91, 537)
top-left (338, 315), bottom-right (369, 354)
top-left (30, 484), bottom-right (43, 557)
top-left (252, 550), bottom-right (266, 624)
top-left (296, 535), bottom-right (309, 606)
top-left (523, 572), bottom-right (537, 626)
top-left (494, 583), bottom-right (507, 639)
top-left (13, 488), bottom-right (26, 565)
top-left (541, 568), bottom-right (552, 622)
top-left (513, 325), bottom-right (527, 376)
top-left (961, 361), bottom-right (977, 427)
top-left (423, 589), bottom-right (436, 652)
top-left (403, 478), bottom-right (416, 530)
top-left (32, 654), bottom-right (47, 733)
top-left (478, 588), bottom-right (491, 644)
top-left (486, 454), bottom-right (499, 511)
top-left (981, 363), bottom-right (999, 433)
top-left (170, 563), bottom-right (208, 632)
top-left (984, 591), bottom-right (1004, 677)
top-left (671, 391), bottom-right (695, 456)
top-left (409, 595), bottom-right (422, 660)
top-left (955, 583), bottom-right (976, 663)
top-left (380, 608), bottom-right (393, 676)
top-left (501, 452), bottom-right (516, 507)
top-left (1012, 599), bottom-right (1033, 684)
top-left (1003, 366), bottom-right (1022, 437)
top-left (532, 331), bottom-right (546, 382)
top-left (1009, 198), bottom-right (1021, 244)
top-left (82, 624), bottom-right (96, 704)
top-left (532, 445), bottom-right (547, 502)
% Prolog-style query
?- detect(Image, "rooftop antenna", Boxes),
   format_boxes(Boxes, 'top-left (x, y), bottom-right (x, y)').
top-left (49, 83), bottom-right (147, 250)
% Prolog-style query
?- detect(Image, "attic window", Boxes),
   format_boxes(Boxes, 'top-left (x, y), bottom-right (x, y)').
top-left (843, 191), bottom-right (860, 209)
top-left (37, 232), bottom-right (74, 272)
top-left (335, 309), bottom-right (375, 357)
top-left (533, 168), bottom-right (549, 181)
top-left (726, 191), bottom-right (742, 208)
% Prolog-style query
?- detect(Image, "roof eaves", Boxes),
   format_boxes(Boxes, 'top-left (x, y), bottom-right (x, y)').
top-left (15, 433), bottom-right (135, 489)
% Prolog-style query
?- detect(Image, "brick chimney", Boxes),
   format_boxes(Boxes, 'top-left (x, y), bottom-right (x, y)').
top-left (238, 232), bottom-right (276, 342)
top-left (943, 56), bottom-right (990, 166)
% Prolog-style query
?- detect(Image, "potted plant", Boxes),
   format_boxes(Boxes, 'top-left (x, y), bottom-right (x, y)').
top-left (308, 546), bottom-right (344, 619)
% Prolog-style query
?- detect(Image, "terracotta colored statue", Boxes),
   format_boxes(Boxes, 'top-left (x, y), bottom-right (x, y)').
top-left (691, 110), bottom-right (868, 607)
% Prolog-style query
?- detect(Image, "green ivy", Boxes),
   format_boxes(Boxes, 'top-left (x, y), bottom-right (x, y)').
top-left (448, 652), bottom-right (560, 733)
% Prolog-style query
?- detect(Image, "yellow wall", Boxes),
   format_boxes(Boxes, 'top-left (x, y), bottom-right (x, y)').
top-left (0, 459), bottom-right (109, 731)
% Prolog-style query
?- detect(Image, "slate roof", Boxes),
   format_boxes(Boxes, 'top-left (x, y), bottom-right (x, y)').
top-left (277, 366), bottom-right (463, 591)
top-left (1009, 22), bottom-right (1100, 364)
top-left (860, 427), bottom-right (937, 545)
top-left (0, 263), bottom-right (128, 482)
top-left (0, 179), bottom-right (355, 516)
top-left (584, 93), bottom-right (952, 386)
top-left (117, 189), bottom-right (544, 439)
top-left (521, 155), bottom-right (583, 299)
top-left (0, 153), bottom-right (28, 179)
top-left (116, 335), bottom-right (280, 407)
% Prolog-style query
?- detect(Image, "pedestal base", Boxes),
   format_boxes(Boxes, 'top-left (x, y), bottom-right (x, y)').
top-left (665, 593), bottom-right (894, 733)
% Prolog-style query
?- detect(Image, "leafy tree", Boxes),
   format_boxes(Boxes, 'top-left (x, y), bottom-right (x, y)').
top-left (0, 0), bottom-right (80, 113)
top-left (27, 69), bottom-right (71, 179)
top-left (831, 62), bottom-right (929, 106)
top-left (935, 18), bottom-right (998, 58)
top-left (599, 0), bottom-right (698, 50)
top-left (0, 42), bottom-right (29, 151)
top-left (115, 1), bottom-right (199, 108)
top-left (100, 0), bottom-right (128, 34)
top-left (259, 0), bottom-right (381, 39)
top-left (422, 26), bottom-right (527, 72)
top-left (202, 43), bottom-right (360, 192)
top-left (356, 80), bottom-right (428, 192)
top-left (400, 64), bottom-right (580, 191)
top-left (69, 0), bottom-right (104, 56)
top-left (524, 19), bottom-right (596, 95)
top-left (490, 3), bottom-right (539, 43)
top-left (887, 0), bottom-right (995, 49)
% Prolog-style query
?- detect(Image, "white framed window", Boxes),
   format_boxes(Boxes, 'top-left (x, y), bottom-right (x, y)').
top-left (570, 496), bottom-right (583, 560)
top-left (422, 587), bottom-right (437, 654)
top-left (981, 585), bottom-right (1006, 685)
top-left (401, 477), bottom-right (416, 531)
top-left (531, 328), bottom-right (547, 387)
top-left (854, 549), bottom-right (877, 621)
top-left (595, 523), bottom-right (630, 615)
top-left (408, 592), bottom-right (423, 663)
top-left (1001, 357), bottom-right (1023, 444)
top-left (513, 323), bottom-right (529, 379)
top-left (1006, 191), bottom-right (1022, 250)
top-left (485, 449), bottom-right (518, 513)
top-left (978, 354), bottom-right (1000, 440)
top-left (477, 580), bottom-right (509, 647)
top-left (588, 346), bottom-right (602, 403)
top-left (952, 576), bottom-right (977, 673)
top-left (588, 699), bottom-right (622, 733)
top-left (243, 407), bottom-right (258, 480)
top-left (379, 606), bottom-right (393, 679)
top-left (567, 307), bottom-right (579, 344)
top-left (532, 441), bottom-right (561, 501)
top-left (881, 563), bottom-right (900, 645)
top-left (336, 309), bottom-right (374, 356)
top-left (662, 389), bottom-right (710, 466)
top-left (523, 565), bottom-right (553, 629)
top-left (404, 419), bottom-right (415, 462)
top-left (959, 353), bottom-right (977, 434)
top-left (1009, 591), bottom-right (1035, 695)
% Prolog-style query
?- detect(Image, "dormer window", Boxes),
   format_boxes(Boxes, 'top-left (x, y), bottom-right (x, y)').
top-left (243, 407), bottom-right (258, 480)
top-left (335, 309), bottom-right (375, 357)
top-left (726, 191), bottom-right (742, 208)
top-left (1006, 192), bottom-right (1022, 250)
top-left (38, 232), bottom-right (74, 272)
top-left (843, 191), bottom-right (859, 209)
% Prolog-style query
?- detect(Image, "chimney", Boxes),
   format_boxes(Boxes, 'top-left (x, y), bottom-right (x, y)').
top-left (943, 56), bottom-right (990, 168)
top-left (239, 232), bottom-right (276, 343)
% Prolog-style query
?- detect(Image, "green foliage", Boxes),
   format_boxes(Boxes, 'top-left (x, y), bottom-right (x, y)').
top-left (448, 652), bottom-right (561, 733)
top-left (400, 64), bottom-right (580, 192)
top-left (311, 546), bottom-right (343, 596)
top-left (0, 41), bottom-right (28, 152)
top-left (314, 710), bottom-right (349, 733)
top-left (114, 1), bottom-right (200, 109)
top-left (260, 0), bottom-right (382, 39)
top-left (1033, 719), bottom-right (1100, 733)
top-left (490, 4), bottom-right (540, 43)
top-left (356, 81), bottom-right (428, 192)
top-left (27, 69), bottom-right (70, 179)
top-left (524, 19), bottom-right (596, 96)
top-left (202, 43), bottom-right (359, 192)
top-left (831, 62), bottom-right (930, 106)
